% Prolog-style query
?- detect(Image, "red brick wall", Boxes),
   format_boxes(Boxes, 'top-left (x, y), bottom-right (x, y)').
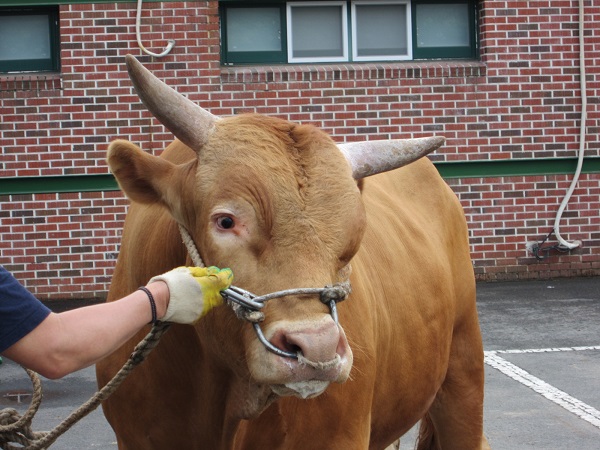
top-left (449, 174), bottom-right (600, 280)
top-left (0, 1), bottom-right (599, 299)
top-left (0, 192), bottom-right (125, 298)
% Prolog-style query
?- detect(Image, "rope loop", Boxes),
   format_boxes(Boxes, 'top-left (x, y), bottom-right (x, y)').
top-left (320, 281), bottom-right (352, 304)
top-left (0, 322), bottom-right (170, 449)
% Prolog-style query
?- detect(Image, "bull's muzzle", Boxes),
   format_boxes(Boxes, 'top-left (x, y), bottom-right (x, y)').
top-left (221, 282), bottom-right (351, 359)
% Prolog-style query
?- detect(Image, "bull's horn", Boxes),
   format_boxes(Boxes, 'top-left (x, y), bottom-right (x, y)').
top-left (125, 54), bottom-right (218, 150)
top-left (338, 136), bottom-right (445, 179)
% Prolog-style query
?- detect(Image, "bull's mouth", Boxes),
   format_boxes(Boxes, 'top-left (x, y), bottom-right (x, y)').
top-left (246, 316), bottom-right (353, 393)
top-left (271, 380), bottom-right (330, 399)
top-left (248, 337), bottom-right (352, 393)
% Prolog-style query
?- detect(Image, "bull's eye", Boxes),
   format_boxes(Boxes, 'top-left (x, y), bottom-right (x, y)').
top-left (216, 216), bottom-right (235, 230)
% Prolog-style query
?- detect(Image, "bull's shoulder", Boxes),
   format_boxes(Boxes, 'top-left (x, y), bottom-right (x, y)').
top-left (358, 156), bottom-right (469, 261)
top-left (362, 157), bottom-right (457, 212)
top-left (353, 156), bottom-right (474, 324)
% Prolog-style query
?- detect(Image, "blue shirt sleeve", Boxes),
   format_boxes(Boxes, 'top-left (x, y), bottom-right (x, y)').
top-left (0, 266), bottom-right (51, 353)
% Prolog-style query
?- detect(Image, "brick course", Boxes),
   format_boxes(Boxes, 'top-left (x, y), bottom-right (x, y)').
top-left (0, 1), bottom-right (599, 299)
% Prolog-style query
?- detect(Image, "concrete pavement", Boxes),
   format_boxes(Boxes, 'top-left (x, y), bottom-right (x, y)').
top-left (477, 277), bottom-right (600, 450)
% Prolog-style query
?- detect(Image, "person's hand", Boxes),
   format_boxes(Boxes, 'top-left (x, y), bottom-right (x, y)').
top-left (149, 266), bottom-right (233, 324)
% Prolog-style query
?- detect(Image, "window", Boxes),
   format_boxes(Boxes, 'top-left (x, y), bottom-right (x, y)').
top-left (0, 6), bottom-right (60, 74)
top-left (412, 0), bottom-right (476, 59)
top-left (352, 1), bottom-right (411, 61)
top-left (287, 2), bottom-right (348, 63)
top-left (220, 0), bottom-right (477, 65)
top-left (221, 5), bottom-right (286, 64)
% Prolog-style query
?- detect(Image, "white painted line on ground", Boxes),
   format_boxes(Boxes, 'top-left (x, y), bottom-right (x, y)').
top-left (495, 345), bottom-right (600, 354)
top-left (484, 349), bottom-right (600, 429)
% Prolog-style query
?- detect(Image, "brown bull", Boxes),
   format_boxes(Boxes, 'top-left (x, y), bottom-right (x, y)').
top-left (96, 55), bottom-right (489, 449)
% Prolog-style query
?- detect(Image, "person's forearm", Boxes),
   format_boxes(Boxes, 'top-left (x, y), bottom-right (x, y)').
top-left (3, 282), bottom-right (169, 379)
top-left (48, 283), bottom-right (168, 375)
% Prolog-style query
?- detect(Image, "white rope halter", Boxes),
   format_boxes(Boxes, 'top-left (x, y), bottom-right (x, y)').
top-left (177, 224), bottom-right (351, 359)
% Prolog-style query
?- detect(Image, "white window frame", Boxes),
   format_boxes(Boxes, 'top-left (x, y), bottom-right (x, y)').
top-left (287, 1), bottom-right (349, 63)
top-left (351, 0), bottom-right (412, 62)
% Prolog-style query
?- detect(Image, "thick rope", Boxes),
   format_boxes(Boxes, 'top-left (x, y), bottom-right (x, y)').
top-left (0, 369), bottom-right (44, 449)
top-left (0, 322), bottom-right (170, 449)
top-left (0, 224), bottom-right (207, 448)
top-left (178, 224), bottom-right (205, 268)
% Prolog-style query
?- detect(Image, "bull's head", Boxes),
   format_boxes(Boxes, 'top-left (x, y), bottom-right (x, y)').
top-left (108, 55), bottom-right (443, 402)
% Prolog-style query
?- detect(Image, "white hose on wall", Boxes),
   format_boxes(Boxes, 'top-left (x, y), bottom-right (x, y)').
top-left (552, 0), bottom-right (587, 250)
top-left (136, 0), bottom-right (175, 58)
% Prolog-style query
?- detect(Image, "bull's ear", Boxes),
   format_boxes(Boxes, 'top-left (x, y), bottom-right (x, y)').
top-left (107, 139), bottom-right (179, 204)
top-left (339, 136), bottom-right (445, 179)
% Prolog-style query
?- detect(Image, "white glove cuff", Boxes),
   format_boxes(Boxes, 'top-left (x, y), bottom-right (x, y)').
top-left (149, 267), bottom-right (205, 324)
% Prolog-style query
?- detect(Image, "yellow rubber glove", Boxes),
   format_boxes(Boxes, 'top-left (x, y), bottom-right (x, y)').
top-left (149, 266), bottom-right (233, 324)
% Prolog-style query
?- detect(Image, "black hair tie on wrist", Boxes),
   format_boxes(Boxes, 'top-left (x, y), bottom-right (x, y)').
top-left (138, 286), bottom-right (157, 324)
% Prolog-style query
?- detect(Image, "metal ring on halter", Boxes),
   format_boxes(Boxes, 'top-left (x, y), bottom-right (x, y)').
top-left (221, 286), bottom-right (265, 311)
top-left (252, 299), bottom-right (339, 359)
top-left (222, 282), bottom-right (350, 359)
top-left (252, 323), bottom-right (297, 359)
top-left (328, 299), bottom-right (339, 323)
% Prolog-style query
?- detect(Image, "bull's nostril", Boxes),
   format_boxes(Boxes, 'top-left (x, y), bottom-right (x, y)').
top-left (269, 330), bottom-right (301, 355)
top-left (285, 342), bottom-right (302, 355)
top-left (268, 319), bottom-right (341, 363)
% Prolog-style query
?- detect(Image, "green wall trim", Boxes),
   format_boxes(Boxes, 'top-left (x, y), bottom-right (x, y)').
top-left (0, 174), bottom-right (119, 196)
top-left (435, 156), bottom-right (600, 179)
top-left (0, 157), bottom-right (598, 196)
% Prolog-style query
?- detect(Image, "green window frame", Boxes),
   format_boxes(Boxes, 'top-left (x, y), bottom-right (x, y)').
top-left (0, 6), bottom-right (60, 73)
top-left (220, 3), bottom-right (288, 65)
top-left (220, 0), bottom-right (478, 66)
top-left (411, 0), bottom-right (477, 59)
